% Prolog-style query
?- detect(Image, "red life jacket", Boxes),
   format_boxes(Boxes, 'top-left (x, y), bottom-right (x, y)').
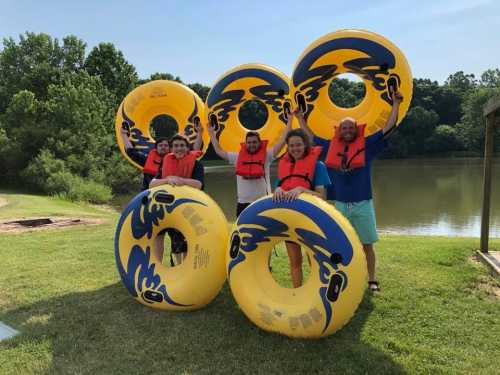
top-left (235, 140), bottom-right (268, 179)
top-left (325, 124), bottom-right (366, 170)
top-left (161, 151), bottom-right (203, 178)
top-left (278, 146), bottom-right (322, 191)
top-left (143, 149), bottom-right (163, 176)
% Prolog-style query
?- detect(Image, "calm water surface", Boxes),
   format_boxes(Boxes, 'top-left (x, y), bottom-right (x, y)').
top-left (203, 158), bottom-right (500, 237)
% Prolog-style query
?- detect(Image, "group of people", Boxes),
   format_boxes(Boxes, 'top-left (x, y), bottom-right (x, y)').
top-left (121, 89), bottom-right (404, 292)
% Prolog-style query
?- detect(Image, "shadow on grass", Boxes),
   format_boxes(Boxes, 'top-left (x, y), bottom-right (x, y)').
top-left (2, 283), bottom-right (406, 374)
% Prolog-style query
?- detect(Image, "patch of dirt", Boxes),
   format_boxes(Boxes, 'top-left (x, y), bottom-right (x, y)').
top-left (0, 216), bottom-right (105, 233)
top-left (469, 255), bottom-right (500, 300)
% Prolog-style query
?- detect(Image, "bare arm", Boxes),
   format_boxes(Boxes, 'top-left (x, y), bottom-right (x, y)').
top-left (294, 108), bottom-right (315, 141)
top-left (382, 91), bottom-right (403, 135)
top-left (270, 112), bottom-right (293, 157)
top-left (191, 119), bottom-right (203, 151)
top-left (149, 176), bottom-right (202, 190)
top-left (273, 185), bottom-right (326, 202)
top-left (176, 177), bottom-right (202, 189)
top-left (120, 128), bottom-right (133, 150)
top-left (207, 124), bottom-right (228, 160)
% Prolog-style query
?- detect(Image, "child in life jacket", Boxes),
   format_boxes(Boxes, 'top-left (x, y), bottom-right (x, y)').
top-left (150, 134), bottom-right (205, 265)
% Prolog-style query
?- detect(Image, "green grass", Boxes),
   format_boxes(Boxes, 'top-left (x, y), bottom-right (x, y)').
top-left (0, 191), bottom-right (111, 220)
top-left (0, 192), bottom-right (499, 374)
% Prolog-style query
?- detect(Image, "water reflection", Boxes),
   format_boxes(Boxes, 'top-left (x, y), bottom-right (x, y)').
top-left (204, 158), bottom-right (500, 238)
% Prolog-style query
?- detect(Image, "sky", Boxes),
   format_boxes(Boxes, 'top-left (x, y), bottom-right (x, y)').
top-left (0, 0), bottom-right (498, 86)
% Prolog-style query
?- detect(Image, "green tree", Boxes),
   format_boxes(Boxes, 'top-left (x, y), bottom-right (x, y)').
top-left (0, 32), bottom-right (86, 112)
top-left (84, 43), bottom-right (138, 104)
top-left (480, 69), bottom-right (500, 87)
top-left (444, 71), bottom-right (477, 98)
top-left (424, 124), bottom-right (463, 153)
top-left (188, 82), bottom-right (211, 101)
top-left (412, 78), bottom-right (462, 126)
top-left (386, 106), bottom-right (439, 157)
top-left (328, 78), bottom-right (365, 108)
top-left (456, 87), bottom-right (500, 152)
top-left (145, 72), bottom-right (183, 83)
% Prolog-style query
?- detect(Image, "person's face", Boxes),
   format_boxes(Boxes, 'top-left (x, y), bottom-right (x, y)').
top-left (156, 140), bottom-right (170, 155)
top-left (339, 119), bottom-right (358, 143)
top-left (287, 135), bottom-right (306, 160)
top-left (172, 140), bottom-right (188, 159)
top-left (245, 136), bottom-right (260, 154)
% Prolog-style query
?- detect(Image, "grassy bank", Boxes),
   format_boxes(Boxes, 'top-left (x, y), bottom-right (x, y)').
top-left (0, 192), bottom-right (499, 375)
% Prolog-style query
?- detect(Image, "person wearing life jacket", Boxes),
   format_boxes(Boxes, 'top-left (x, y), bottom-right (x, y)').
top-left (296, 90), bottom-right (404, 292)
top-left (273, 128), bottom-right (332, 288)
top-left (120, 122), bottom-right (203, 267)
top-left (120, 120), bottom-right (203, 191)
top-left (207, 113), bottom-right (292, 217)
top-left (150, 134), bottom-right (205, 265)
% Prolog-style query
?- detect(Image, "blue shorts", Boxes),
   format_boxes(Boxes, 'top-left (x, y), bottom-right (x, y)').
top-left (335, 199), bottom-right (378, 245)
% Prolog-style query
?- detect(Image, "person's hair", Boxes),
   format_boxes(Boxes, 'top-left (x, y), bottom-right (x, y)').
top-left (170, 134), bottom-right (190, 148)
top-left (285, 128), bottom-right (312, 159)
top-left (155, 137), bottom-right (170, 148)
top-left (245, 131), bottom-right (261, 142)
top-left (339, 117), bottom-right (357, 128)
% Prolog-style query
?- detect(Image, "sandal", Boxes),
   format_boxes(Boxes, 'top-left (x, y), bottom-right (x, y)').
top-left (368, 281), bottom-right (381, 292)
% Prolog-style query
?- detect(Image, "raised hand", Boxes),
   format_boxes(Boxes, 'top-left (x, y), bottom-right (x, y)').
top-left (391, 90), bottom-right (403, 105)
top-left (194, 117), bottom-right (203, 133)
top-left (293, 107), bottom-right (304, 119)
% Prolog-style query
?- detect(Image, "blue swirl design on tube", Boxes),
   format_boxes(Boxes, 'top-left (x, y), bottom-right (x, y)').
top-left (229, 197), bottom-right (354, 332)
top-left (207, 68), bottom-right (290, 139)
top-left (114, 188), bottom-right (206, 306)
top-left (293, 37), bottom-right (399, 118)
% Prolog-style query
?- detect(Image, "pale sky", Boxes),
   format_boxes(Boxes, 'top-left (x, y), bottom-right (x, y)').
top-left (1, 0), bottom-right (498, 85)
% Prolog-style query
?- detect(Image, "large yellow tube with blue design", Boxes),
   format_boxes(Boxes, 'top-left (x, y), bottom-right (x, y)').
top-left (227, 194), bottom-right (367, 338)
top-left (291, 29), bottom-right (413, 138)
top-left (115, 185), bottom-right (228, 310)
top-left (115, 80), bottom-right (209, 170)
top-left (205, 63), bottom-right (292, 153)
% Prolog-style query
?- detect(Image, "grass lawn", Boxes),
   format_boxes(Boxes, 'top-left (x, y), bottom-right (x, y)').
top-left (0, 192), bottom-right (499, 374)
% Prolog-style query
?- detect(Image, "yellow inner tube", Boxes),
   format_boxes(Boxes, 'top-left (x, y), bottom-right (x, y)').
top-left (206, 63), bottom-right (292, 153)
top-left (291, 29), bottom-right (413, 138)
top-left (115, 185), bottom-right (228, 310)
top-left (227, 194), bottom-right (367, 338)
top-left (115, 80), bottom-right (208, 170)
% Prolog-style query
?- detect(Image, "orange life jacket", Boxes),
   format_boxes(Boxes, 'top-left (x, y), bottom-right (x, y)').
top-left (161, 151), bottom-right (202, 178)
top-left (143, 149), bottom-right (163, 176)
top-left (325, 124), bottom-right (366, 170)
top-left (235, 140), bottom-right (268, 179)
top-left (278, 146), bottom-right (322, 191)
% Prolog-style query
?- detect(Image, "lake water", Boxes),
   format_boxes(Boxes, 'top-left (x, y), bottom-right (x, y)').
top-left (202, 158), bottom-right (500, 238)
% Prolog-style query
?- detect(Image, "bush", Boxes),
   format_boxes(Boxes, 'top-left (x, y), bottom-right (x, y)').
top-left (99, 153), bottom-right (142, 194)
top-left (53, 173), bottom-right (112, 203)
top-left (22, 149), bottom-right (112, 203)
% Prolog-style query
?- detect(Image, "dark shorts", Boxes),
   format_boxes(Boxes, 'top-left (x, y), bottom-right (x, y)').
top-left (158, 228), bottom-right (187, 254)
top-left (236, 202), bottom-right (251, 217)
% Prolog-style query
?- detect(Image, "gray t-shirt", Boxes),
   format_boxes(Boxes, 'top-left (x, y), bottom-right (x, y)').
top-left (227, 151), bottom-right (274, 203)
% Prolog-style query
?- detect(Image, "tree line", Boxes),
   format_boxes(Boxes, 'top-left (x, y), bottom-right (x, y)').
top-left (0, 32), bottom-right (499, 201)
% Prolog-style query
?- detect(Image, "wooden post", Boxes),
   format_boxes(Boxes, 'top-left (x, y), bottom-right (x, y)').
top-left (480, 97), bottom-right (500, 252)
top-left (480, 114), bottom-right (495, 252)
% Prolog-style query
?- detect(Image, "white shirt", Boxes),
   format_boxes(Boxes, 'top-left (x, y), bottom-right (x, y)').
top-left (227, 151), bottom-right (274, 203)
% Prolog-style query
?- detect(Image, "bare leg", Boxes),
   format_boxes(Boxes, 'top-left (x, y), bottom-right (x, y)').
top-left (363, 244), bottom-right (376, 282)
top-left (174, 252), bottom-right (186, 265)
top-left (286, 241), bottom-right (303, 288)
top-left (154, 234), bottom-right (165, 263)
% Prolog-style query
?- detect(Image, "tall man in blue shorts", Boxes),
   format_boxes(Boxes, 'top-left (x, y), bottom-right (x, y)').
top-left (297, 90), bottom-right (404, 292)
